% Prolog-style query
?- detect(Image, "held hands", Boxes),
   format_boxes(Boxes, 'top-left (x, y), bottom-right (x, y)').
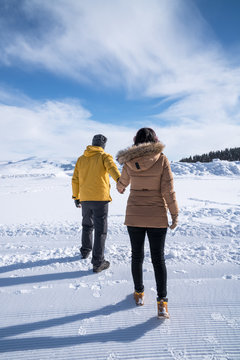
top-left (116, 179), bottom-right (125, 194)
top-left (74, 199), bottom-right (81, 208)
top-left (117, 187), bottom-right (125, 194)
top-left (169, 215), bottom-right (178, 230)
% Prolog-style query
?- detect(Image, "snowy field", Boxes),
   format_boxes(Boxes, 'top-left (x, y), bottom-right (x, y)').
top-left (0, 158), bottom-right (240, 359)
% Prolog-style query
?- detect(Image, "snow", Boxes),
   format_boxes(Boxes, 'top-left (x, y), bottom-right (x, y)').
top-left (0, 158), bottom-right (240, 359)
top-left (171, 159), bottom-right (240, 177)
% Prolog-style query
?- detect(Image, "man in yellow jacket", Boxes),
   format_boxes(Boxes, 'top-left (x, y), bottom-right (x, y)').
top-left (72, 134), bottom-right (121, 273)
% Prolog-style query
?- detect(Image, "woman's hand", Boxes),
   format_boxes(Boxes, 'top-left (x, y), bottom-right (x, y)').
top-left (169, 215), bottom-right (178, 230)
top-left (116, 180), bottom-right (125, 194)
top-left (118, 188), bottom-right (125, 194)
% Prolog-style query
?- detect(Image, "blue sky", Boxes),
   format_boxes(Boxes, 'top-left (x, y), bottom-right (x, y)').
top-left (0, 0), bottom-right (240, 160)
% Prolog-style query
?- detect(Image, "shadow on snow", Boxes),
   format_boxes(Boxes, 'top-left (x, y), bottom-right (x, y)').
top-left (0, 255), bottom-right (80, 274)
top-left (0, 294), bottom-right (163, 352)
top-left (0, 267), bottom-right (92, 287)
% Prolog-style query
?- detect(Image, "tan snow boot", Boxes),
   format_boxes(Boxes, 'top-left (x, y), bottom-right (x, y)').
top-left (133, 291), bottom-right (144, 306)
top-left (157, 298), bottom-right (169, 318)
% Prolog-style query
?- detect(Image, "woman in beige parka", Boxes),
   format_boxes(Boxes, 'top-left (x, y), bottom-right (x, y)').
top-left (116, 128), bottom-right (178, 318)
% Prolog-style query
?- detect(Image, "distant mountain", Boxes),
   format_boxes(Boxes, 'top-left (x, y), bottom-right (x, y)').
top-left (180, 147), bottom-right (240, 163)
top-left (0, 157), bottom-right (76, 178)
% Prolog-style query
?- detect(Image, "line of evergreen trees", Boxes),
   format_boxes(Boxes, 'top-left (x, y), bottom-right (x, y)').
top-left (180, 147), bottom-right (240, 163)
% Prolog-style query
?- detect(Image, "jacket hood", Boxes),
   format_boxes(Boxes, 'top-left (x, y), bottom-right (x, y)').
top-left (116, 142), bottom-right (165, 164)
top-left (84, 145), bottom-right (105, 157)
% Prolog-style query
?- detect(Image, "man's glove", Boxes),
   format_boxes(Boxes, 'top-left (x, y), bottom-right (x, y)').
top-left (169, 215), bottom-right (178, 230)
top-left (74, 199), bottom-right (81, 208)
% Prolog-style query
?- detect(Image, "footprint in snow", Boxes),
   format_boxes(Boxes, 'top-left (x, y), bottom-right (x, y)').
top-left (15, 289), bottom-right (32, 295)
top-left (168, 348), bottom-right (187, 360)
top-left (69, 283), bottom-right (80, 290)
top-left (222, 274), bottom-right (240, 280)
top-left (83, 318), bottom-right (95, 324)
top-left (69, 282), bottom-right (88, 290)
top-left (78, 326), bottom-right (86, 335)
top-left (33, 285), bottom-right (53, 289)
top-left (211, 312), bottom-right (225, 321)
top-left (173, 270), bottom-right (188, 274)
top-left (226, 318), bottom-right (239, 329)
top-left (106, 353), bottom-right (118, 360)
top-left (98, 274), bottom-right (105, 281)
top-left (211, 313), bottom-right (239, 329)
top-left (204, 336), bottom-right (218, 344)
top-left (91, 283), bottom-right (101, 297)
top-left (107, 280), bottom-right (128, 286)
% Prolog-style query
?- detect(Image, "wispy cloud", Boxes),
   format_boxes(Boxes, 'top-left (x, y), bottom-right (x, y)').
top-left (1, 0), bottom-right (213, 92)
top-left (0, 97), bottom-right (134, 160)
top-left (2, 1), bottom-right (240, 104)
top-left (0, 1), bottom-right (232, 90)
top-left (0, 94), bottom-right (239, 161)
top-left (0, 0), bottom-right (239, 160)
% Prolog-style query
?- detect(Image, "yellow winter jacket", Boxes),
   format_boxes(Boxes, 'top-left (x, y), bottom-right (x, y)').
top-left (72, 146), bottom-right (121, 201)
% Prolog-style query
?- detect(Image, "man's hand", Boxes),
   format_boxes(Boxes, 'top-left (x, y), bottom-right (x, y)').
top-left (169, 215), bottom-right (178, 230)
top-left (117, 187), bottom-right (125, 194)
top-left (74, 199), bottom-right (81, 208)
top-left (116, 180), bottom-right (125, 194)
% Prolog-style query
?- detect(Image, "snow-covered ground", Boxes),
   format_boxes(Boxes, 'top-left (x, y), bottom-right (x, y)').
top-left (0, 158), bottom-right (240, 359)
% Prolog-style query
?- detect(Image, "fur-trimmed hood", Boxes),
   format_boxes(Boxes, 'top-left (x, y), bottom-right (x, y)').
top-left (116, 142), bottom-right (165, 165)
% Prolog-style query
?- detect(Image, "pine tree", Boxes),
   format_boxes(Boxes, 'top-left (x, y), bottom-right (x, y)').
top-left (179, 147), bottom-right (240, 163)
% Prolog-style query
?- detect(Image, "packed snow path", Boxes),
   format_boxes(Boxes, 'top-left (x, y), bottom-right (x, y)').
top-left (0, 158), bottom-right (240, 359)
top-left (0, 235), bottom-right (240, 359)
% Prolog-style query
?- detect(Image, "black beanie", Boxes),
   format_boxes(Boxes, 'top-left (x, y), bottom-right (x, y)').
top-left (92, 134), bottom-right (107, 149)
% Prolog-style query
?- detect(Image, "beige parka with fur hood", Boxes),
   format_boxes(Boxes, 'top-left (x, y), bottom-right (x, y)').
top-left (116, 142), bottom-right (178, 228)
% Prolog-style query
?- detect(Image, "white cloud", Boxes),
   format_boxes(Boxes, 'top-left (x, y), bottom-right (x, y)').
top-left (2, 0), bottom-right (211, 93)
top-left (0, 0), bottom-right (239, 160)
top-left (0, 84), bottom-right (37, 107)
top-left (2, 1), bottom-right (240, 109)
top-left (0, 96), bottom-right (239, 162)
top-left (0, 98), bottom-right (134, 160)
top-left (154, 122), bottom-right (240, 161)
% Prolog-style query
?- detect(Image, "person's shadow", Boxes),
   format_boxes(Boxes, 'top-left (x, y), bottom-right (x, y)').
top-left (0, 253), bottom-right (94, 287)
top-left (0, 295), bottom-right (135, 339)
top-left (0, 293), bottom-right (162, 353)
top-left (0, 255), bottom-right (80, 274)
top-left (0, 267), bottom-right (92, 287)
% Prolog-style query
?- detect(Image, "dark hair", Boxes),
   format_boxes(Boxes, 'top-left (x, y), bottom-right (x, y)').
top-left (134, 128), bottom-right (158, 146)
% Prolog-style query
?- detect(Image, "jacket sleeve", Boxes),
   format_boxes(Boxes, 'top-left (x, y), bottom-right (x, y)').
top-left (161, 156), bottom-right (179, 216)
top-left (72, 159), bottom-right (80, 200)
top-left (103, 154), bottom-right (121, 182)
top-left (117, 165), bottom-right (130, 192)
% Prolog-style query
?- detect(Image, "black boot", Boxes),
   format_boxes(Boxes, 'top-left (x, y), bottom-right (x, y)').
top-left (80, 248), bottom-right (91, 259)
top-left (93, 260), bottom-right (110, 273)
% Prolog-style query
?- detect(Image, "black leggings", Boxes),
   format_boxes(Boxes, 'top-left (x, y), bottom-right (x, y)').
top-left (127, 226), bottom-right (167, 299)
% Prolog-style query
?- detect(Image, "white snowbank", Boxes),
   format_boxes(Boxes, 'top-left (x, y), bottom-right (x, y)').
top-left (171, 159), bottom-right (240, 177)
top-left (1, 157), bottom-right (240, 178)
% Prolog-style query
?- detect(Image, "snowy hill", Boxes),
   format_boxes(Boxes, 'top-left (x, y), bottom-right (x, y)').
top-left (0, 157), bottom-right (74, 178)
top-left (0, 157), bottom-right (239, 359)
top-left (171, 159), bottom-right (240, 177)
top-left (1, 157), bottom-right (240, 178)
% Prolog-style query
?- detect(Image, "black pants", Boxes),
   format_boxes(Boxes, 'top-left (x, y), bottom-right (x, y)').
top-left (127, 226), bottom-right (168, 299)
top-left (81, 201), bottom-right (109, 267)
